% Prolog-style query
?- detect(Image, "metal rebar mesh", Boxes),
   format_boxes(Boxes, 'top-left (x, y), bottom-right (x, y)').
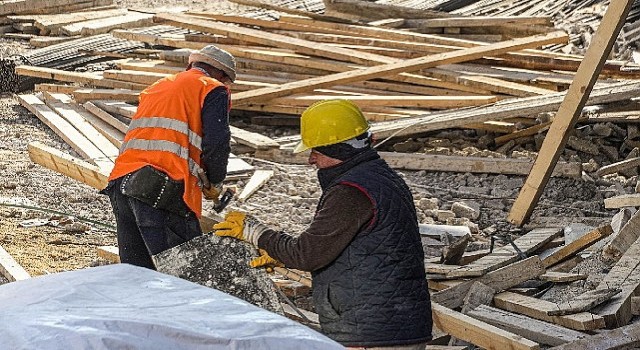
top-left (0, 34), bottom-right (145, 92)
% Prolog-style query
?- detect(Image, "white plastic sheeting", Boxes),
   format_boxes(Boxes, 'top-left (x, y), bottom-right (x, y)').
top-left (0, 264), bottom-right (343, 350)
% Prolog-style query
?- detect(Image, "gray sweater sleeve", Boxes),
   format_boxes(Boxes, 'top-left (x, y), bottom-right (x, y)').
top-left (257, 184), bottom-right (375, 271)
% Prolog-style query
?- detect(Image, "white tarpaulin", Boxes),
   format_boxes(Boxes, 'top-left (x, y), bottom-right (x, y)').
top-left (0, 264), bottom-right (343, 350)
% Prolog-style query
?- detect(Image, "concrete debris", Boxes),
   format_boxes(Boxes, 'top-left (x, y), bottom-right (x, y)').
top-left (153, 234), bottom-right (283, 314)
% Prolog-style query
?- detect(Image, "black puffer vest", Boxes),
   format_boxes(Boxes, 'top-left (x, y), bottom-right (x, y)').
top-left (313, 149), bottom-right (432, 347)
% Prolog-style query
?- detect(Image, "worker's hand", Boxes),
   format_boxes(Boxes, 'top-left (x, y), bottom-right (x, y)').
top-left (213, 211), bottom-right (270, 246)
top-left (250, 249), bottom-right (283, 272)
top-left (202, 182), bottom-right (224, 202)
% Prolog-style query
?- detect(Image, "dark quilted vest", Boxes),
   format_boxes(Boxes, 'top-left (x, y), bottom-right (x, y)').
top-left (312, 149), bottom-right (432, 347)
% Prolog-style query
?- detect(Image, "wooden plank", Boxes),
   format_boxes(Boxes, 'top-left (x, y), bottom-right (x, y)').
top-left (467, 305), bottom-right (586, 346)
top-left (539, 271), bottom-right (588, 283)
top-left (27, 141), bottom-right (108, 190)
top-left (593, 235), bottom-right (640, 328)
top-left (410, 16), bottom-right (552, 28)
top-left (603, 209), bottom-right (640, 259)
top-left (0, 0), bottom-right (105, 15)
top-left (272, 94), bottom-right (497, 109)
top-left (74, 103), bottom-right (123, 148)
top-left (32, 8), bottom-right (127, 34)
top-left (42, 92), bottom-right (119, 160)
top-left (431, 302), bottom-right (540, 350)
top-left (0, 245), bottom-right (30, 282)
top-left (228, 126), bottom-right (279, 150)
top-left (493, 292), bottom-right (605, 331)
top-left (237, 170), bottom-right (274, 202)
top-left (97, 245), bottom-right (120, 263)
top-left (17, 94), bottom-right (113, 172)
top-left (72, 89), bottom-right (140, 104)
top-left (14, 66), bottom-right (147, 91)
top-left (82, 101), bottom-right (128, 133)
top-left (60, 12), bottom-right (153, 36)
top-left (542, 225), bottom-right (612, 268)
top-left (230, 31), bottom-right (567, 105)
top-left (381, 152), bottom-right (581, 178)
top-left (595, 157), bottom-right (640, 177)
top-left (548, 288), bottom-right (621, 316)
top-left (604, 193), bottom-right (640, 209)
top-left (433, 256), bottom-right (545, 309)
top-left (547, 322), bottom-right (640, 350)
top-left (446, 228), bottom-right (561, 278)
top-left (371, 81), bottom-right (640, 139)
top-left (155, 13), bottom-right (400, 67)
top-left (508, 0), bottom-right (635, 226)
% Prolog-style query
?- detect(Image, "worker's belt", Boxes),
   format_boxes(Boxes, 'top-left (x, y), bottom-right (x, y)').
top-left (120, 166), bottom-right (191, 217)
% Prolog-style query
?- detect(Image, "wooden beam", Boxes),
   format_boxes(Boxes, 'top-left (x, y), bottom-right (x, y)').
top-left (0, 245), bottom-right (30, 282)
top-left (603, 209), bottom-right (640, 259)
top-left (493, 292), bottom-right (605, 331)
top-left (431, 302), bottom-right (540, 350)
top-left (381, 152), bottom-right (581, 178)
top-left (539, 271), bottom-right (588, 283)
top-left (154, 13), bottom-right (397, 66)
top-left (231, 31), bottom-right (567, 105)
top-left (446, 228), bottom-right (561, 278)
top-left (548, 288), bottom-right (621, 316)
top-left (542, 225), bottom-right (612, 268)
top-left (17, 94), bottom-right (114, 172)
top-left (595, 157), bottom-right (640, 177)
top-left (467, 305), bottom-right (586, 346)
top-left (432, 256), bottom-right (545, 309)
top-left (593, 235), bottom-right (640, 328)
top-left (547, 322), bottom-right (640, 350)
top-left (237, 170), bottom-right (274, 202)
top-left (371, 81), bottom-right (640, 139)
top-left (42, 92), bottom-right (119, 159)
top-left (59, 12), bottom-right (153, 36)
top-left (508, 0), bottom-right (635, 226)
top-left (14, 66), bottom-right (147, 91)
top-left (27, 141), bottom-right (108, 190)
top-left (604, 193), bottom-right (640, 209)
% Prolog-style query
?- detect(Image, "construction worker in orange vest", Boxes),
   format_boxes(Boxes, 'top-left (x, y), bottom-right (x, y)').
top-left (100, 45), bottom-right (236, 269)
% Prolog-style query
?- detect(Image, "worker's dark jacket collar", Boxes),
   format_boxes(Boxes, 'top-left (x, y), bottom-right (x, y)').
top-left (317, 148), bottom-right (378, 190)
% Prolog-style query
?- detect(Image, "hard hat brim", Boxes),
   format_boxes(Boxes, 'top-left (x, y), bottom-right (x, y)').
top-left (293, 141), bottom-right (309, 153)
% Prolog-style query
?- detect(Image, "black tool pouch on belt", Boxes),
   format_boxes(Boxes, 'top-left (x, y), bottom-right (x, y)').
top-left (121, 166), bottom-right (191, 217)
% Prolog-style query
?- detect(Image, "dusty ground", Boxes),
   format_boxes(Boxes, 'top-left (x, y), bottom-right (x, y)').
top-left (0, 1), bottom-right (633, 292)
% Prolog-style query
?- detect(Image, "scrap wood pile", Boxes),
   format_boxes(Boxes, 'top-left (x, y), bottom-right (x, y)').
top-left (5, 0), bottom-right (640, 348)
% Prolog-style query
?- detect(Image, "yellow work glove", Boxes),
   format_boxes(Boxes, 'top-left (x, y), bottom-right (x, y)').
top-left (213, 211), bottom-right (270, 246)
top-left (250, 249), bottom-right (283, 272)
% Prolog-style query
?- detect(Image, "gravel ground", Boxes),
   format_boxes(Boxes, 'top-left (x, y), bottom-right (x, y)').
top-left (0, 1), bottom-right (634, 298)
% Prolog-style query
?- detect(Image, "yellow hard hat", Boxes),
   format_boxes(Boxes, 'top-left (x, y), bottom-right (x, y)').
top-left (294, 99), bottom-right (370, 153)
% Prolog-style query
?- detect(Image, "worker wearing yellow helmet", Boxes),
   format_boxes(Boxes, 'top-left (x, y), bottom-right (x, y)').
top-left (215, 99), bottom-right (433, 349)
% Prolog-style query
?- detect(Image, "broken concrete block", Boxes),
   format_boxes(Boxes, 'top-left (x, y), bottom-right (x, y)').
top-left (582, 159), bottom-right (599, 173)
top-left (392, 139), bottom-right (422, 153)
top-left (153, 234), bottom-right (283, 314)
top-left (416, 197), bottom-right (439, 211)
top-left (564, 223), bottom-right (595, 244)
top-left (451, 201), bottom-right (479, 220)
top-left (437, 210), bottom-right (456, 222)
top-left (592, 123), bottom-right (613, 137)
top-left (567, 136), bottom-right (600, 155)
top-left (419, 223), bottom-right (471, 240)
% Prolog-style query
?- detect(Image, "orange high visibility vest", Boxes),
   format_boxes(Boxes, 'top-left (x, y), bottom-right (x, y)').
top-left (108, 69), bottom-right (229, 217)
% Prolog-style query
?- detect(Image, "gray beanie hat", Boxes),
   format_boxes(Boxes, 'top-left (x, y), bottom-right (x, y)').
top-left (188, 45), bottom-right (237, 82)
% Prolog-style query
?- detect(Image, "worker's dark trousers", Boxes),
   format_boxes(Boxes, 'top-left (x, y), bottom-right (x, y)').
top-left (102, 179), bottom-right (202, 270)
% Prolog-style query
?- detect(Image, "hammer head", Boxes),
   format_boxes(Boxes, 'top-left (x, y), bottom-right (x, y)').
top-left (212, 188), bottom-right (235, 213)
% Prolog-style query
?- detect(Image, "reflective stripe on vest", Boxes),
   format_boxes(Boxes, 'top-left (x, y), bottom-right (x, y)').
top-left (128, 117), bottom-right (203, 151)
top-left (120, 139), bottom-right (203, 180)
